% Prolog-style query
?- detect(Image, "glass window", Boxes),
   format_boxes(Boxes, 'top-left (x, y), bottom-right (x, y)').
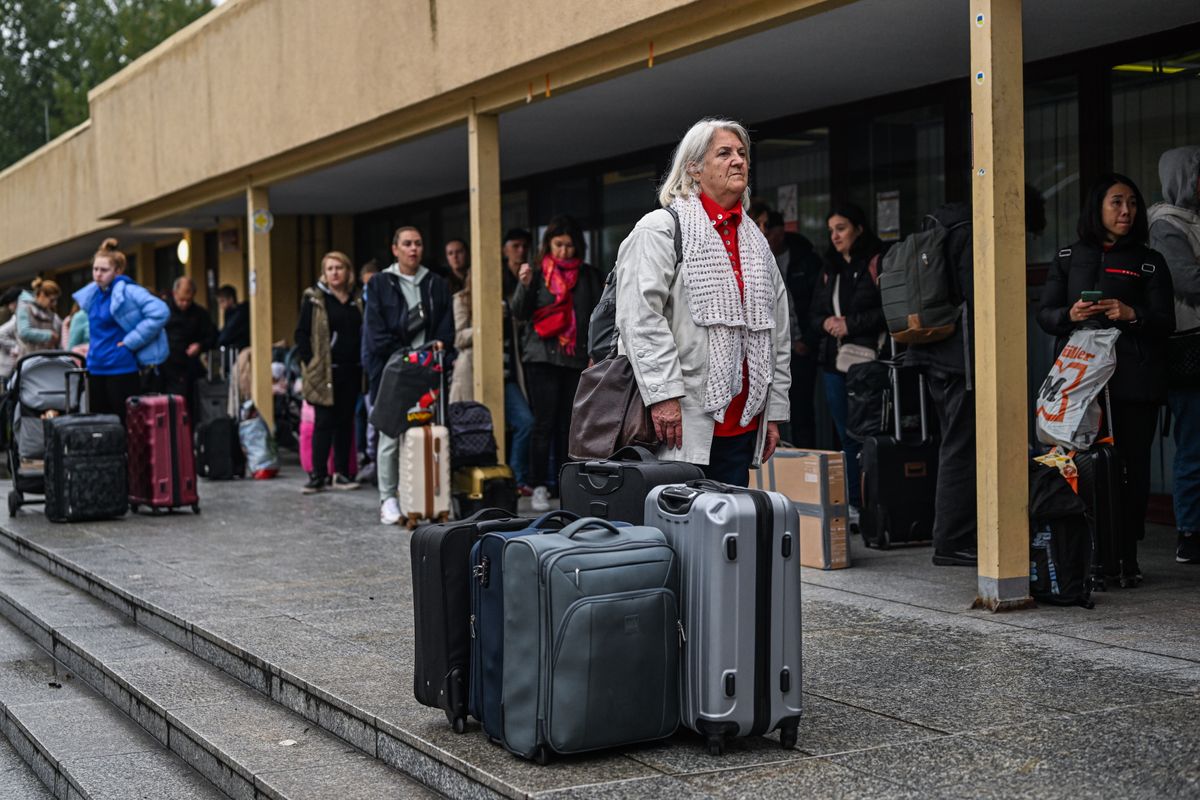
top-left (502, 190), bottom-right (530, 237)
top-left (154, 244), bottom-right (183, 295)
top-left (754, 128), bottom-right (831, 249)
top-left (598, 165), bottom-right (658, 271)
top-left (846, 106), bottom-right (945, 241)
top-left (1111, 49), bottom-right (1200, 204)
top-left (1025, 76), bottom-right (1080, 264)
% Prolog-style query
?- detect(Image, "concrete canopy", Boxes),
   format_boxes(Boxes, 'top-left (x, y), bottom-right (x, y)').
top-left (5, 0), bottom-right (1197, 285)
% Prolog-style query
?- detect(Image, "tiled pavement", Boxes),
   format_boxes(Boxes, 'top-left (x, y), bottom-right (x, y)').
top-left (0, 464), bottom-right (1196, 799)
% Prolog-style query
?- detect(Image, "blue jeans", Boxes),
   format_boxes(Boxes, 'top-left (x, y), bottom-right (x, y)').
top-left (505, 381), bottom-right (534, 487)
top-left (823, 369), bottom-right (862, 507)
top-left (1169, 387), bottom-right (1200, 534)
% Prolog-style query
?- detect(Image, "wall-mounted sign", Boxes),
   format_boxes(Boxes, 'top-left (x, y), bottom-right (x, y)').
top-left (876, 190), bottom-right (901, 242)
top-left (219, 228), bottom-right (240, 252)
top-left (252, 209), bottom-right (274, 235)
top-left (777, 184), bottom-right (799, 233)
top-left (249, 269), bottom-right (258, 297)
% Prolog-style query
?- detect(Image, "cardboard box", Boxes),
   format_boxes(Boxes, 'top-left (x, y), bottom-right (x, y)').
top-left (799, 513), bottom-right (850, 570)
top-left (754, 449), bottom-right (847, 508)
top-left (755, 449), bottom-right (851, 569)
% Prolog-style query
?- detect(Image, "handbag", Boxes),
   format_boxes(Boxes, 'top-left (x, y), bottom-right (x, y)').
top-left (831, 273), bottom-right (883, 373)
top-left (403, 297), bottom-right (427, 338)
top-left (1167, 327), bottom-right (1200, 389)
top-left (567, 338), bottom-right (656, 461)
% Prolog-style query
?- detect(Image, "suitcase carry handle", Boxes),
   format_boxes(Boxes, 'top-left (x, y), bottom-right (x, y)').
top-left (462, 507), bottom-right (518, 524)
top-left (608, 445), bottom-right (656, 462)
top-left (558, 517), bottom-right (623, 539)
top-left (530, 510), bottom-right (579, 529)
top-left (686, 478), bottom-right (735, 493)
top-left (657, 485), bottom-right (699, 514)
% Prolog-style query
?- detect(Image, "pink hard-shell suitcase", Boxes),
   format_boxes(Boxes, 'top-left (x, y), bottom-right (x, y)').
top-left (126, 394), bottom-right (200, 514)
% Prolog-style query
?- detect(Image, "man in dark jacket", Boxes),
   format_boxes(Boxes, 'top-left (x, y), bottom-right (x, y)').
top-left (501, 228), bottom-right (535, 494)
top-left (903, 203), bottom-right (977, 566)
top-left (216, 285), bottom-right (250, 351)
top-left (364, 226), bottom-right (454, 525)
top-left (162, 277), bottom-right (218, 415)
top-left (764, 212), bottom-right (823, 447)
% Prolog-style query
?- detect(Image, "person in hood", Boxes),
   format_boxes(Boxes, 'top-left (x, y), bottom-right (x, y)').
top-left (15, 278), bottom-right (63, 357)
top-left (363, 226), bottom-right (453, 525)
top-left (73, 238), bottom-right (169, 421)
top-left (295, 251), bottom-right (363, 495)
top-left (1039, 174), bottom-right (1175, 586)
top-left (1149, 145), bottom-right (1200, 565)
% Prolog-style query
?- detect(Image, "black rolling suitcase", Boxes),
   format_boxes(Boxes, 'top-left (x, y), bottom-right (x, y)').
top-left (1073, 387), bottom-right (1129, 589)
top-left (860, 350), bottom-right (938, 549)
top-left (410, 507), bottom-right (519, 732)
top-left (197, 417), bottom-right (246, 480)
top-left (559, 445), bottom-right (704, 524)
top-left (44, 371), bottom-right (128, 523)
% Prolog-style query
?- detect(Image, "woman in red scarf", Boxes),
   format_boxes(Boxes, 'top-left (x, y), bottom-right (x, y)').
top-left (511, 215), bottom-right (603, 511)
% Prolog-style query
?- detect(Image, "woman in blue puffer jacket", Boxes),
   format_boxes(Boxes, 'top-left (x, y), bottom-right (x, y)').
top-left (73, 238), bottom-right (169, 421)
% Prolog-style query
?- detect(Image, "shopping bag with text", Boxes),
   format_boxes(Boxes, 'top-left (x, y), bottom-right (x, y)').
top-left (1035, 328), bottom-right (1120, 451)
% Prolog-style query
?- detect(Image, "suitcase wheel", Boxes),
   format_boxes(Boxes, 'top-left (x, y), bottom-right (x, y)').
top-left (780, 723), bottom-right (798, 751)
top-left (706, 734), bottom-right (725, 757)
top-left (534, 745), bottom-right (551, 766)
top-left (129, 503), bottom-right (138, 514)
top-left (437, 511), bottom-right (450, 523)
top-left (192, 504), bottom-right (201, 515)
top-left (451, 716), bottom-right (465, 734)
top-left (8, 490), bottom-right (21, 517)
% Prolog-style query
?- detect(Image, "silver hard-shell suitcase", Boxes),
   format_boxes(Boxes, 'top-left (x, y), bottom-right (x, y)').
top-left (645, 480), bottom-right (802, 754)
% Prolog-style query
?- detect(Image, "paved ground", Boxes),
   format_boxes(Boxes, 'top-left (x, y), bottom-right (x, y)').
top-left (0, 461), bottom-right (1198, 798)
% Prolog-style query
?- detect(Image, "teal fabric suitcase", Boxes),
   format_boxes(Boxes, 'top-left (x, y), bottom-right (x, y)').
top-left (500, 517), bottom-right (681, 763)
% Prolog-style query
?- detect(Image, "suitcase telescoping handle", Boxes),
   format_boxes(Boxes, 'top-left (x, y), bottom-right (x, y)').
top-left (558, 517), bottom-right (623, 539)
top-left (886, 337), bottom-right (929, 443)
top-left (65, 368), bottom-right (88, 414)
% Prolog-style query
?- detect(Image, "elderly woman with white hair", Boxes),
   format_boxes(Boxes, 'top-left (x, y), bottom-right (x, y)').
top-left (613, 118), bottom-right (792, 486)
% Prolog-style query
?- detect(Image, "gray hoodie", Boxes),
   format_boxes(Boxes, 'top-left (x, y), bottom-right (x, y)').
top-left (1148, 145), bottom-right (1200, 331)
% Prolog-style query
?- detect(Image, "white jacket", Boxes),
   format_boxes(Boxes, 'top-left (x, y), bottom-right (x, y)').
top-left (614, 207), bottom-right (791, 467)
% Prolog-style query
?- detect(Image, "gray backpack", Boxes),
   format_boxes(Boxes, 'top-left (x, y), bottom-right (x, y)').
top-left (878, 216), bottom-right (967, 344)
top-left (587, 207), bottom-right (682, 362)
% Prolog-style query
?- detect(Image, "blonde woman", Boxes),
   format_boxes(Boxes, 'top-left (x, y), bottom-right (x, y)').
top-left (16, 278), bottom-right (63, 357)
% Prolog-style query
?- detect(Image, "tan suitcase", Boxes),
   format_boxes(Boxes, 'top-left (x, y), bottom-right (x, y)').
top-left (399, 424), bottom-right (452, 529)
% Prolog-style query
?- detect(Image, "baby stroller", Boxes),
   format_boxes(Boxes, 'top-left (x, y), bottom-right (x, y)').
top-left (2, 351), bottom-right (87, 516)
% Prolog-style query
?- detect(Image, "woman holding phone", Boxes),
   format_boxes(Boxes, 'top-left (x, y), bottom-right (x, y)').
top-left (1038, 173), bottom-right (1175, 585)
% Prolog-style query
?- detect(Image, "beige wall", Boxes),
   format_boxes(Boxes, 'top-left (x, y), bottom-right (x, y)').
top-left (0, 123), bottom-right (108, 265)
top-left (86, 0), bottom-right (706, 218)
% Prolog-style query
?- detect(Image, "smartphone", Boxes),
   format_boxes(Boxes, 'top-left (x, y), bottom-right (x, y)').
top-left (1080, 290), bottom-right (1103, 303)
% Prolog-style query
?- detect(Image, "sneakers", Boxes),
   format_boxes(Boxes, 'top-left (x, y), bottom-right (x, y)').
top-left (1177, 532), bottom-right (1200, 564)
top-left (531, 485), bottom-right (551, 512)
top-left (380, 497), bottom-right (402, 525)
top-left (302, 475), bottom-right (326, 494)
top-left (330, 473), bottom-right (360, 491)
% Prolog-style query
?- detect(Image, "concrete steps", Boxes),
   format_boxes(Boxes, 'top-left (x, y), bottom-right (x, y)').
top-left (0, 615), bottom-right (224, 800)
top-left (0, 719), bottom-right (54, 800)
top-left (0, 547), bottom-right (439, 800)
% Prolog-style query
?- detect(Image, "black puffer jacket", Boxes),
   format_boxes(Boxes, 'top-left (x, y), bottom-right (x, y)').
top-left (1037, 239), bottom-right (1175, 403)
top-left (808, 243), bottom-right (887, 371)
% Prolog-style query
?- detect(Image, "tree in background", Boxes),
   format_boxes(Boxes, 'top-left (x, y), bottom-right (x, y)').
top-left (0, 0), bottom-right (213, 170)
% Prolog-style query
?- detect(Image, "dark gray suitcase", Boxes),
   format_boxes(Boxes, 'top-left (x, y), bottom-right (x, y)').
top-left (645, 480), bottom-right (802, 754)
top-left (559, 445), bottom-right (704, 524)
top-left (500, 517), bottom-right (680, 763)
top-left (44, 414), bottom-right (128, 523)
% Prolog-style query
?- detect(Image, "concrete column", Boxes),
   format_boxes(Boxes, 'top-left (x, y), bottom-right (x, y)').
top-left (182, 230), bottom-right (208, 308)
top-left (246, 186), bottom-right (275, 430)
top-left (970, 0), bottom-right (1031, 611)
top-left (468, 102), bottom-right (506, 460)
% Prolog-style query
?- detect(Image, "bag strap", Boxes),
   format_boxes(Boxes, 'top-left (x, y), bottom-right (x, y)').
top-left (607, 207), bottom-right (684, 360)
top-left (609, 445), bottom-right (656, 462)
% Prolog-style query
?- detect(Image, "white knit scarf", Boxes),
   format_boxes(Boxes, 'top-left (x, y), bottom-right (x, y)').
top-left (671, 194), bottom-right (776, 427)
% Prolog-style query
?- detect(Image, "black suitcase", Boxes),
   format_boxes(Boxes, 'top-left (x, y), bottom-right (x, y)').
top-left (410, 507), bottom-right (519, 732)
top-left (195, 347), bottom-right (233, 429)
top-left (196, 417), bottom-right (245, 480)
top-left (860, 351), bottom-right (938, 549)
top-left (44, 413), bottom-right (128, 523)
top-left (558, 445), bottom-right (704, 524)
top-left (1073, 388), bottom-right (1129, 589)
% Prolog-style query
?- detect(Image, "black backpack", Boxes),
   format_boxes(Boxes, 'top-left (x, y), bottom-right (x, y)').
top-left (1029, 461), bottom-right (1094, 608)
top-left (447, 401), bottom-right (498, 468)
top-left (587, 207), bottom-right (683, 362)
